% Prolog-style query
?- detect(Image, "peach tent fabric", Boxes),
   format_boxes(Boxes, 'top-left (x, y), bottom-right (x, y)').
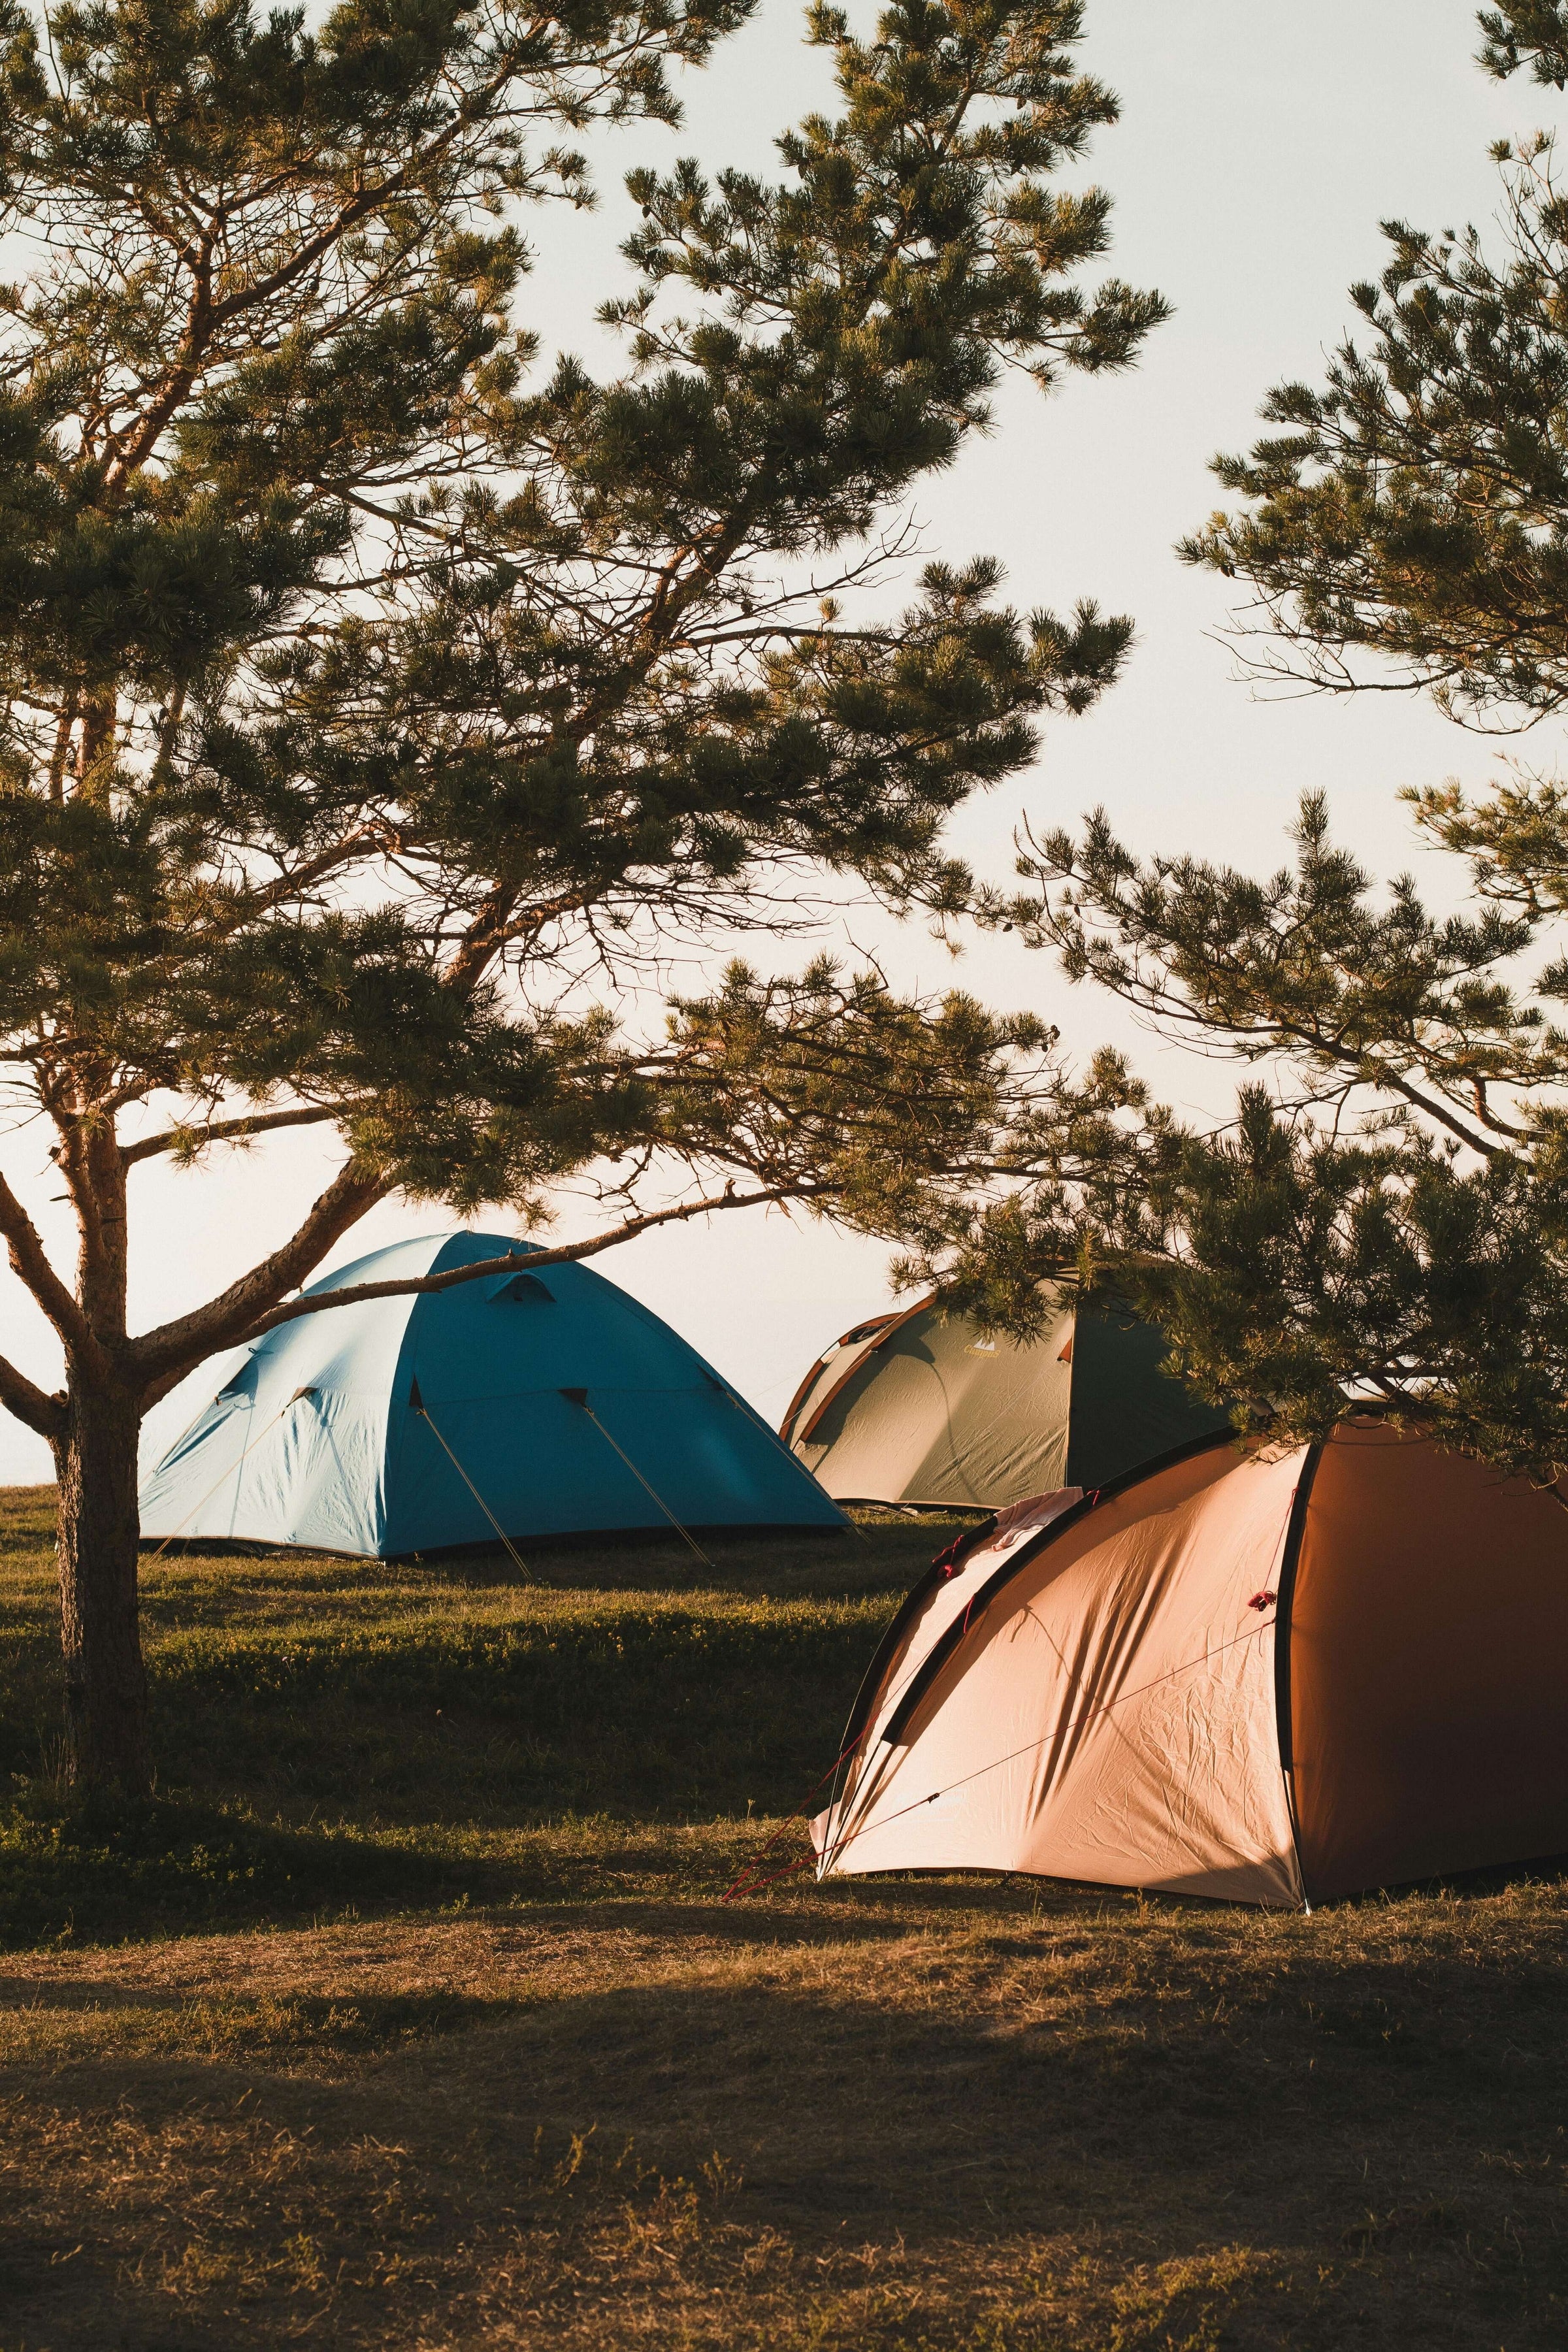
top-left (1286, 1422), bottom-right (1568, 1900)
top-left (816, 1442), bottom-right (1307, 1907)
top-left (814, 1422), bottom-right (1568, 1908)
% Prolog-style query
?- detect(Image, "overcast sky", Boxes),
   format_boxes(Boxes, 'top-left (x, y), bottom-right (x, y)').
top-left (0, 0), bottom-right (1552, 1480)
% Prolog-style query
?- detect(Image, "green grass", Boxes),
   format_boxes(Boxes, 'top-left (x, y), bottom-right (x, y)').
top-left (3, 1485), bottom-right (1568, 2349)
top-left (0, 1487), bottom-right (938, 1940)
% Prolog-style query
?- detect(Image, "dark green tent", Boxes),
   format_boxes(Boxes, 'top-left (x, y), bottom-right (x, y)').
top-left (779, 1289), bottom-right (1229, 1508)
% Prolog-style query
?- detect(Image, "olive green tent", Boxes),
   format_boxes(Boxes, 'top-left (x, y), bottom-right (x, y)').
top-left (779, 1290), bottom-right (1229, 1509)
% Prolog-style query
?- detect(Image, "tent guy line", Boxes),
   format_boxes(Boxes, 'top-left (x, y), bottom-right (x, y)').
top-left (728, 1589), bottom-right (1278, 1903)
top-left (722, 1724), bottom-right (871, 1903)
top-left (821, 1616), bottom-right (1277, 1877)
top-left (408, 1376), bottom-right (532, 1582)
top-left (561, 1388), bottom-right (715, 1569)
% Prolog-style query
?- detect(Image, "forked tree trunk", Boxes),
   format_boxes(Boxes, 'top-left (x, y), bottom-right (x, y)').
top-left (52, 1378), bottom-right (151, 1796)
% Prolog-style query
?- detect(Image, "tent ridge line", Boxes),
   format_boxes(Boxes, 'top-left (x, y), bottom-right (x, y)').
top-left (832, 1560), bottom-right (951, 1774)
top-left (784, 1293), bottom-right (940, 1449)
top-left (877, 1428), bottom-right (1246, 1750)
top-left (776, 1310), bottom-right (901, 1444)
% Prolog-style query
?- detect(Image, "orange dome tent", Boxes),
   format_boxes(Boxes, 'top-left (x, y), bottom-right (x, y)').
top-left (814, 1421), bottom-right (1568, 1907)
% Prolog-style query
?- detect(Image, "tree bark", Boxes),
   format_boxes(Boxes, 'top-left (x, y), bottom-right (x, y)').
top-left (53, 1377), bottom-right (151, 1796)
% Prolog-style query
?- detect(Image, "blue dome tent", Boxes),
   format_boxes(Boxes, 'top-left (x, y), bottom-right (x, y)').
top-left (140, 1231), bottom-right (845, 1557)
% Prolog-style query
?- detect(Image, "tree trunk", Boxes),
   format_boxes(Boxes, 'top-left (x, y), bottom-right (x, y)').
top-left (54, 1379), bottom-right (151, 1796)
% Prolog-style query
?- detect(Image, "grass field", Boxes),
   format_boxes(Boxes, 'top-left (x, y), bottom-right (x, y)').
top-left (2, 1485), bottom-right (1567, 2349)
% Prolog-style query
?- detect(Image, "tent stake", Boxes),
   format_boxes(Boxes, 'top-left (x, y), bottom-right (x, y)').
top-left (561, 1389), bottom-right (713, 1570)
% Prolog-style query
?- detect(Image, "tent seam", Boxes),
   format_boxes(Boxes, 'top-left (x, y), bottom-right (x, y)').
top-left (879, 1429), bottom-right (1245, 1748)
top-left (1273, 1440), bottom-right (1325, 1911)
top-left (787, 1294), bottom-right (938, 1448)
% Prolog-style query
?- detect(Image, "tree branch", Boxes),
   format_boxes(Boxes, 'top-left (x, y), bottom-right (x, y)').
top-left (123, 1101), bottom-right (356, 1167)
top-left (0, 1349), bottom-right (66, 1442)
top-left (136, 1181), bottom-right (820, 1408)
top-left (0, 1169), bottom-right (109, 1377)
top-left (1059, 933), bottom-right (1513, 1160)
top-left (131, 1156), bottom-right (389, 1390)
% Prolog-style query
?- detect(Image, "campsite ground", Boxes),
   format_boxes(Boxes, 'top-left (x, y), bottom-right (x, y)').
top-left (0, 1489), bottom-right (1564, 2349)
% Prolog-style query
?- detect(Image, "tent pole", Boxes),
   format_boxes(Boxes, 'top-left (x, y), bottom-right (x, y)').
top-left (561, 1390), bottom-right (713, 1570)
top-left (1272, 1442), bottom-right (1325, 1916)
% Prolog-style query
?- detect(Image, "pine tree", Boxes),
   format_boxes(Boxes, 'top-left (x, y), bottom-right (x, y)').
top-left (919, 8), bottom-right (1568, 1488)
top-left (1478, 2), bottom-right (1568, 86)
top-left (0, 0), bottom-right (1165, 1789)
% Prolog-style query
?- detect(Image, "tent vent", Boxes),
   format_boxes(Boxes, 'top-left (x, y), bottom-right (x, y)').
top-left (561, 1386), bottom-right (589, 1407)
top-left (408, 1374), bottom-right (425, 1411)
top-left (491, 1272), bottom-right (554, 1305)
top-left (1057, 1334), bottom-right (1073, 1364)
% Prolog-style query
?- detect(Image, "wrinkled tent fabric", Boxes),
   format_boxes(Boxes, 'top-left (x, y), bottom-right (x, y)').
top-left (815, 1422), bottom-right (1568, 1906)
top-left (781, 1291), bottom-right (1229, 1507)
top-left (140, 1232), bottom-right (845, 1557)
top-left (817, 1441), bottom-right (1304, 1904)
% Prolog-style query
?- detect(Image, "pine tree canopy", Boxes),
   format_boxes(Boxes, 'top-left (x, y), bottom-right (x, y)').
top-left (0, 0), bottom-right (1169, 1786)
top-left (1478, 1), bottom-right (1568, 86)
top-left (916, 17), bottom-right (1568, 1490)
top-left (0, 0), bottom-right (1166, 1424)
top-left (1180, 136), bottom-right (1568, 727)
top-left (956, 793), bottom-right (1568, 1486)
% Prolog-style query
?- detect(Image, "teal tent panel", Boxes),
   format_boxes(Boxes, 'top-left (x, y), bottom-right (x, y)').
top-left (260, 1394), bottom-right (391, 1555)
top-left (140, 1230), bottom-right (843, 1556)
top-left (138, 1232), bottom-right (442, 1552)
top-left (385, 1386), bottom-right (820, 1551)
top-left (139, 1382), bottom-right (257, 1544)
top-left (389, 1234), bottom-right (747, 1403)
top-left (139, 1382), bottom-right (393, 1556)
top-left (382, 1233), bottom-right (840, 1549)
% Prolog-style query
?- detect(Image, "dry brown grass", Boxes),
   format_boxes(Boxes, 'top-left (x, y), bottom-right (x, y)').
top-left (6, 1873), bottom-right (1568, 2347)
top-left (2, 1488), bottom-right (1567, 2346)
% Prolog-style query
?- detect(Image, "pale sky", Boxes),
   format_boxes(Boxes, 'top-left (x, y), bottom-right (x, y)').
top-left (0, 1), bottom-right (1549, 1481)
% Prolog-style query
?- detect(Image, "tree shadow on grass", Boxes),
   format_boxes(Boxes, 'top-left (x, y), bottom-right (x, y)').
top-left (0, 1972), bottom-right (510, 2059)
top-left (7, 1918), bottom-right (1568, 2349)
top-left (0, 1792), bottom-right (481, 1949)
top-left (150, 1521), bottom-right (913, 1607)
top-left (11, 1770), bottom-right (1568, 1953)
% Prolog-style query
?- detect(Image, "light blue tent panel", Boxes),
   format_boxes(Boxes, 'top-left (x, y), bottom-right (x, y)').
top-left (140, 1231), bottom-right (845, 1556)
